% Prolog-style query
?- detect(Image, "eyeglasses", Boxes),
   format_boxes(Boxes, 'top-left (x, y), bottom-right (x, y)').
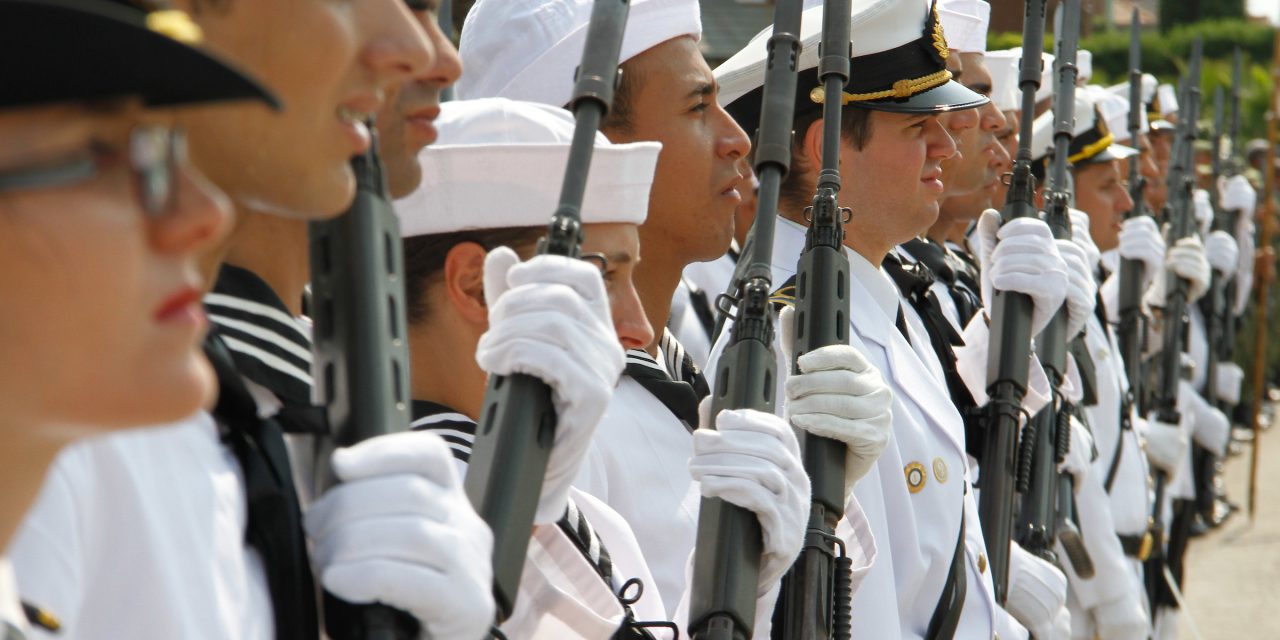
top-left (0, 124), bottom-right (187, 217)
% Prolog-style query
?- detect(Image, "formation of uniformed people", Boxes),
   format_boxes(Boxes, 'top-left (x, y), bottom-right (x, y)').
top-left (2, 0), bottom-right (1275, 638)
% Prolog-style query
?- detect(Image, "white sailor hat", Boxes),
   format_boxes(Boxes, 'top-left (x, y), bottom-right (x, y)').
top-left (986, 47), bottom-right (1055, 112)
top-left (1148, 82), bottom-right (1178, 131)
top-left (454, 0), bottom-right (701, 107)
top-left (716, 0), bottom-right (987, 130)
top-left (937, 0), bottom-right (990, 54)
top-left (1098, 83), bottom-right (1149, 141)
top-left (1028, 91), bottom-right (1138, 173)
top-left (394, 98), bottom-right (661, 237)
top-left (1077, 49), bottom-right (1092, 85)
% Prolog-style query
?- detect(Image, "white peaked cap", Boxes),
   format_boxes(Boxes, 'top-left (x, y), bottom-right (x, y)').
top-left (715, 0), bottom-right (986, 117)
top-left (454, 0), bottom-right (701, 106)
top-left (1157, 83), bottom-right (1179, 116)
top-left (937, 0), bottom-right (991, 54)
top-left (1100, 83), bottom-right (1149, 139)
top-left (1142, 74), bottom-right (1158, 104)
top-left (1077, 49), bottom-right (1092, 84)
top-left (1028, 90), bottom-right (1138, 164)
top-left (394, 98), bottom-right (661, 238)
top-left (986, 47), bottom-right (1055, 110)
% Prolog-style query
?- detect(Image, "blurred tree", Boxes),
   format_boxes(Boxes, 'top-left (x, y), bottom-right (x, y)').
top-left (1159, 0), bottom-right (1245, 32)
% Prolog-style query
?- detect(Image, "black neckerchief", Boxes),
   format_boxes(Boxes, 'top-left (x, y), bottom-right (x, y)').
top-left (206, 332), bottom-right (319, 640)
top-left (623, 331), bottom-right (709, 431)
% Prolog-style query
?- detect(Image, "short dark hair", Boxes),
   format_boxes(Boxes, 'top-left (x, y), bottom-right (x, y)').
top-left (403, 226), bottom-right (545, 324)
top-left (778, 106), bottom-right (874, 213)
top-left (600, 59), bottom-right (644, 134)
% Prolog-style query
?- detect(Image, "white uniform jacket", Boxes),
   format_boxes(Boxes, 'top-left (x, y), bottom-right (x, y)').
top-left (7, 416), bottom-right (274, 640)
top-left (708, 219), bottom-right (1008, 639)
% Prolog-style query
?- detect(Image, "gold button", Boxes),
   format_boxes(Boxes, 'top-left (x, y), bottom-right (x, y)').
top-left (933, 457), bottom-right (949, 483)
top-left (905, 462), bottom-right (927, 493)
top-left (978, 553), bottom-right (987, 574)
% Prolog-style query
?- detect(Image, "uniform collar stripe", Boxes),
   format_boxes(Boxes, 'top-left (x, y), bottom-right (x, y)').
top-left (209, 313), bottom-right (313, 363)
top-left (219, 335), bottom-right (314, 386)
top-left (205, 292), bottom-right (309, 344)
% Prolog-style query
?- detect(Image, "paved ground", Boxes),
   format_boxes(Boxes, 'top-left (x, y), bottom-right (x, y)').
top-left (1178, 406), bottom-right (1280, 639)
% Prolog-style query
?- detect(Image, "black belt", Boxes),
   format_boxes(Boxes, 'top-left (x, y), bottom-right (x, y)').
top-left (1118, 531), bottom-right (1154, 561)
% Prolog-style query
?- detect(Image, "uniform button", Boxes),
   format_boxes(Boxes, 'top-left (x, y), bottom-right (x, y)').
top-left (905, 462), bottom-right (927, 493)
top-left (932, 457), bottom-right (949, 483)
top-left (978, 553), bottom-right (987, 574)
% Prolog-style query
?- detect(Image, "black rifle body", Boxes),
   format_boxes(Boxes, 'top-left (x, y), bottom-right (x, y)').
top-left (1146, 44), bottom-right (1203, 609)
top-left (462, 0), bottom-right (630, 621)
top-left (310, 124), bottom-right (421, 639)
top-left (774, 1), bottom-right (853, 638)
top-left (1116, 8), bottom-right (1149, 406)
top-left (978, 0), bottom-right (1048, 604)
top-left (689, 2), bottom-right (802, 638)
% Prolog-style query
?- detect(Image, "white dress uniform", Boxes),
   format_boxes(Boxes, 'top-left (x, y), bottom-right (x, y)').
top-left (708, 219), bottom-right (1015, 639)
top-left (668, 279), bottom-right (714, 372)
top-left (7, 416), bottom-right (274, 640)
top-left (1, 559), bottom-right (31, 640)
top-left (411, 402), bottom-right (671, 639)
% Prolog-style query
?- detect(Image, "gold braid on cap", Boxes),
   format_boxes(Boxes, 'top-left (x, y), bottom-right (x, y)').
top-left (809, 69), bottom-right (954, 105)
top-left (1068, 132), bottom-right (1115, 165)
top-left (146, 9), bottom-right (203, 44)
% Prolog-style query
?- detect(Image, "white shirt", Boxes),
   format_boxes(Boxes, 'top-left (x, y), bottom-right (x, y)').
top-left (0, 558), bottom-right (29, 640)
top-left (6, 416), bottom-right (273, 640)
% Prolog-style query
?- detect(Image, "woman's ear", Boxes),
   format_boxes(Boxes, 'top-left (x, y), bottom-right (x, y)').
top-left (442, 242), bottom-right (490, 326)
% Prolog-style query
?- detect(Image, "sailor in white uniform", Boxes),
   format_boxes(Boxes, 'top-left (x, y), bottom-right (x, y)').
top-left (711, 0), bottom-right (1089, 636)
top-left (456, 3), bottom-right (874, 634)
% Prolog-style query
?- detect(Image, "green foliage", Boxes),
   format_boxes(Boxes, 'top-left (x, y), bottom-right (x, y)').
top-left (1159, 0), bottom-right (1246, 32)
top-left (988, 19), bottom-right (1276, 138)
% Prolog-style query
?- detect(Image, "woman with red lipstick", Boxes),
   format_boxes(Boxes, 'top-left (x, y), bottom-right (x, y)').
top-left (7, 1), bottom-right (496, 639)
top-left (0, 0), bottom-right (274, 634)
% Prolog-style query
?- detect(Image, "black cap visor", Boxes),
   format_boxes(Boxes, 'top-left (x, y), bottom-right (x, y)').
top-left (852, 79), bottom-right (989, 114)
top-left (1, 0), bottom-right (279, 110)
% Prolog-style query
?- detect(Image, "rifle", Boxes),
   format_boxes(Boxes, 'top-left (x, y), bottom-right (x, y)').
top-left (1144, 38), bottom-right (1203, 612)
top-left (689, 0), bottom-right (802, 636)
top-left (978, 0), bottom-right (1049, 604)
top-left (1015, 0), bottom-right (1094, 579)
top-left (462, 0), bottom-right (629, 621)
top-left (773, 0), bottom-right (854, 637)
top-left (1116, 7), bottom-right (1150, 414)
top-left (309, 121), bottom-right (421, 639)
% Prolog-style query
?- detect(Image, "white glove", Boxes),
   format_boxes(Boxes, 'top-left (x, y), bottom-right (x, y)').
top-left (1091, 593), bottom-right (1151, 639)
top-left (1007, 542), bottom-right (1070, 640)
top-left (779, 306), bottom-right (893, 494)
top-left (1117, 216), bottom-right (1166, 289)
top-left (691, 403), bottom-right (809, 597)
top-left (1193, 189), bottom-right (1213, 236)
top-left (1216, 361), bottom-right (1245, 405)
top-left (1220, 173), bottom-right (1258, 220)
top-left (1143, 236), bottom-right (1212, 309)
top-left (1057, 413), bottom-right (1094, 484)
top-left (1057, 239), bottom-right (1098, 339)
top-left (1205, 229), bottom-right (1240, 279)
top-left (1183, 379), bottom-right (1232, 456)
top-left (307, 432), bottom-right (496, 640)
top-left (477, 246), bottom-right (624, 523)
top-left (976, 209), bottom-right (1069, 337)
top-left (1143, 415), bottom-right (1188, 475)
top-left (1068, 208), bottom-right (1102, 272)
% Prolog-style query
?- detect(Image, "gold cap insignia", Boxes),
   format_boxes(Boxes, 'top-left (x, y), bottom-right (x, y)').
top-left (931, 6), bottom-right (949, 60)
top-left (146, 9), bottom-right (203, 44)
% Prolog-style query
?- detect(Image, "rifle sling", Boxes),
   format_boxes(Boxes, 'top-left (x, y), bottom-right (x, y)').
top-left (925, 510), bottom-right (967, 640)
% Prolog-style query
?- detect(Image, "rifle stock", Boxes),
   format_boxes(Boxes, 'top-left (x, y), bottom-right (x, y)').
top-left (462, 0), bottom-right (630, 621)
top-left (979, 0), bottom-right (1048, 603)
top-left (310, 123), bottom-right (421, 639)
top-left (774, 0), bottom-right (853, 637)
top-left (689, 2), bottom-right (802, 638)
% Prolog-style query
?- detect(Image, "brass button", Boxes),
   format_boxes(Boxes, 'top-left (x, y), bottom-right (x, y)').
top-left (978, 553), bottom-right (987, 574)
top-left (905, 462), bottom-right (927, 493)
top-left (933, 457), bottom-right (949, 483)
